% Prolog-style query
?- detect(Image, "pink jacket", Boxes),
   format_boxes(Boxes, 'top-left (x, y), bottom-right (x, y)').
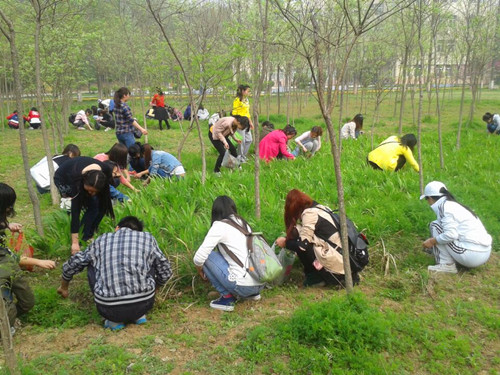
top-left (259, 130), bottom-right (295, 162)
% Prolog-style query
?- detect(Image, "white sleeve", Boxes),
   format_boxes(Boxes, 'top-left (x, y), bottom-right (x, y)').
top-left (295, 131), bottom-right (310, 144)
top-left (193, 222), bottom-right (225, 266)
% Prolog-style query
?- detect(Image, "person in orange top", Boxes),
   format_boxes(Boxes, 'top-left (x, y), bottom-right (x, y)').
top-left (150, 88), bottom-right (170, 130)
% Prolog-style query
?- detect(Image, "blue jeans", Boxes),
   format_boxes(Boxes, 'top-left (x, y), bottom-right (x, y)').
top-left (116, 132), bottom-right (136, 149)
top-left (202, 251), bottom-right (263, 298)
top-left (109, 185), bottom-right (129, 202)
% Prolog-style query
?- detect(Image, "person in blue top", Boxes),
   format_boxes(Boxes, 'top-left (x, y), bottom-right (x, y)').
top-left (134, 144), bottom-right (185, 182)
top-left (6, 111), bottom-right (19, 129)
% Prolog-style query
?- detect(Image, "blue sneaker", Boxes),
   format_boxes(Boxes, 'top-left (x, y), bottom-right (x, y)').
top-left (104, 320), bottom-right (125, 331)
top-left (209, 295), bottom-right (236, 312)
top-left (135, 315), bottom-right (147, 325)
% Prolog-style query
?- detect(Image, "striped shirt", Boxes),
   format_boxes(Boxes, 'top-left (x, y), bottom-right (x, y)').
top-left (114, 102), bottom-right (135, 135)
top-left (62, 228), bottom-right (172, 306)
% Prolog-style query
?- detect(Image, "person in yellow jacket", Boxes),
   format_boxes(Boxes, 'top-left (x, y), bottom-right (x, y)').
top-left (232, 85), bottom-right (253, 162)
top-left (367, 134), bottom-right (419, 172)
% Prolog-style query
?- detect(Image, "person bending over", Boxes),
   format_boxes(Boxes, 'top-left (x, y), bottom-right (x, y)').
top-left (367, 133), bottom-right (419, 172)
top-left (275, 189), bottom-right (359, 287)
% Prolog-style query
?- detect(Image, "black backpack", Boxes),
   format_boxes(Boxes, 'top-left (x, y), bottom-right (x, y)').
top-left (68, 113), bottom-right (76, 124)
top-left (316, 207), bottom-right (369, 273)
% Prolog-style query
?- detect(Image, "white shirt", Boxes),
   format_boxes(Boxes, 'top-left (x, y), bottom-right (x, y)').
top-left (431, 197), bottom-right (492, 251)
top-left (193, 216), bottom-right (262, 286)
top-left (340, 121), bottom-right (356, 139)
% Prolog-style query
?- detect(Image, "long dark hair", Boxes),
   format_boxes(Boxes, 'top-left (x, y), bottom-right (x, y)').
top-left (106, 143), bottom-right (128, 169)
top-left (482, 112), bottom-right (493, 122)
top-left (0, 183), bottom-right (16, 230)
top-left (236, 84), bottom-right (250, 101)
top-left (114, 87), bottom-right (131, 109)
top-left (310, 126), bottom-right (323, 137)
top-left (429, 187), bottom-right (478, 218)
top-left (400, 134), bottom-right (417, 151)
top-left (211, 196), bottom-right (245, 225)
top-left (353, 114), bottom-right (363, 131)
top-left (81, 171), bottom-right (114, 219)
top-left (143, 144), bottom-right (154, 169)
top-left (284, 189), bottom-right (313, 240)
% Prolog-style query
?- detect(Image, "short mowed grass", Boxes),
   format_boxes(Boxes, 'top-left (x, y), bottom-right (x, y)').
top-left (0, 89), bottom-right (499, 374)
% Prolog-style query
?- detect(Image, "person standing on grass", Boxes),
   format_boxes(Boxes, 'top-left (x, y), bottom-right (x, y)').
top-left (57, 216), bottom-right (172, 331)
top-left (53, 156), bottom-right (115, 254)
top-left (275, 189), bottom-right (359, 288)
top-left (0, 183), bottom-right (56, 333)
top-left (209, 115), bottom-right (249, 176)
top-left (114, 87), bottom-right (148, 148)
top-left (340, 114), bottom-right (364, 140)
top-left (292, 126), bottom-right (323, 157)
top-left (482, 112), bottom-right (500, 135)
top-left (259, 125), bottom-right (297, 162)
top-left (367, 134), bottom-right (419, 172)
top-left (420, 181), bottom-right (492, 274)
top-left (193, 196), bottom-right (264, 312)
top-left (150, 87), bottom-right (170, 130)
top-left (232, 85), bottom-right (254, 162)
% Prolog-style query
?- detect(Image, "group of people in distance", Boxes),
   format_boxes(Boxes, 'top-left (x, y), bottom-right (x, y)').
top-left (6, 108), bottom-right (41, 130)
top-left (0, 85), bottom-right (493, 332)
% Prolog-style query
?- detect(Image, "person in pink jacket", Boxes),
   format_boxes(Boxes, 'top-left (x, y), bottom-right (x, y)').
top-left (259, 125), bottom-right (297, 162)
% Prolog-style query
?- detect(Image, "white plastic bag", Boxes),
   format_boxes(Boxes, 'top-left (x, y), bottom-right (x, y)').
top-left (271, 243), bottom-right (296, 285)
top-left (221, 150), bottom-right (240, 169)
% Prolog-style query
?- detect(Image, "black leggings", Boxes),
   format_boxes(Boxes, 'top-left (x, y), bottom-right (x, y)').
top-left (367, 155), bottom-right (406, 172)
top-left (209, 131), bottom-right (238, 172)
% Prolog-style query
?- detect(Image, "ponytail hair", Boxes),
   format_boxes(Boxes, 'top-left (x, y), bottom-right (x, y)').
top-left (236, 84), bottom-right (250, 100)
top-left (430, 187), bottom-right (478, 218)
top-left (400, 134), bottom-right (417, 151)
top-left (114, 87), bottom-right (131, 109)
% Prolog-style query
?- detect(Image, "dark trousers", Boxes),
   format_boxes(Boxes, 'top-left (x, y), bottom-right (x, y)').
top-left (2, 275), bottom-right (35, 325)
top-left (81, 196), bottom-right (105, 241)
top-left (209, 131), bottom-right (238, 173)
top-left (294, 246), bottom-right (346, 286)
top-left (367, 155), bottom-right (406, 172)
top-left (87, 266), bottom-right (155, 323)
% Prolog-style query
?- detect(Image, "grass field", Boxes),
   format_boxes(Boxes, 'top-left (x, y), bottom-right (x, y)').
top-left (0, 89), bottom-right (498, 374)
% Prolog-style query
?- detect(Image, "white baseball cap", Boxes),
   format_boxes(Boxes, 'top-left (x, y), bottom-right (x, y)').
top-left (420, 181), bottom-right (447, 200)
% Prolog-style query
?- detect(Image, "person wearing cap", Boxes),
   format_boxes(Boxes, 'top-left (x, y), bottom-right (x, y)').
top-left (367, 134), bottom-right (419, 172)
top-left (420, 181), bottom-right (492, 274)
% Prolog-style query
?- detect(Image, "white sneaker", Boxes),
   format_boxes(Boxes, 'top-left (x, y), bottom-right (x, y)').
top-left (104, 127), bottom-right (112, 132)
top-left (77, 127), bottom-right (85, 131)
top-left (428, 263), bottom-right (458, 274)
top-left (214, 172), bottom-right (222, 177)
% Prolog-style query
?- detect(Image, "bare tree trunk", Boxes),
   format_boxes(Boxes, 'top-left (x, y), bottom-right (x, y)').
top-left (147, 1), bottom-right (206, 183)
top-left (416, 0), bottom-right (425, 196)
top-left (0, 10), bottom-right (44, 236)
top-left (398, 47), bottom-right (410, 135)
top-left (456, 50), bottom-right (470, 149)
top-left (276, 64), bottom-right (280, 114)
top-left (0, 297), bottom-right (19, 375)
top-left (31, 0), bottom-right (60, 205)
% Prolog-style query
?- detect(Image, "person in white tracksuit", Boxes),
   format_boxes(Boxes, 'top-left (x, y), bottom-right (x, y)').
top-left (420, 181), bottom-right (492, 274)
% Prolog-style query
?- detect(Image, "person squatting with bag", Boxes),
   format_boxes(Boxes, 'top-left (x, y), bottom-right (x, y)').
top-left (0, 183), bottom-right (56, 332)
top-left (275, 189), bottom-right (360, 287)
top-left (420, 181), bottom-right (492, 274)
top-left (193, 196), bottom-right (265, 312)
top-left (209, 115), bottom-right (249, 176)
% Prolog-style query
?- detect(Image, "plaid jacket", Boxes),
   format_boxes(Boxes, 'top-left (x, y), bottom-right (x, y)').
top-left (62, 228), bottom-right (172, 306)
top-left (114, 102), bottom-right (135, 134)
